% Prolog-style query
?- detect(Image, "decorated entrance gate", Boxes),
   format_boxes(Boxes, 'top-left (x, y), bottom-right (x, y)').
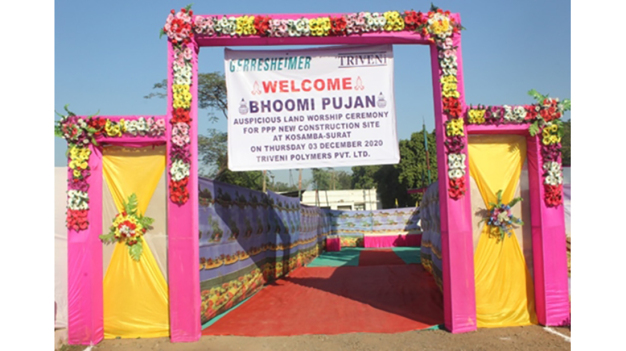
top-left (58, 5), bottom-right (569, 345)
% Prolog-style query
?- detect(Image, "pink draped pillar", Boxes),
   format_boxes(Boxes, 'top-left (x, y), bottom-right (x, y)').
top-left (166, 40), bottom-right (201, 342)
top-left (67, 144), bottom-right (104, 344)
top-left (526, 136), bottom-right (570, 326)
top-left (430, 16), bottom-right (477, 333)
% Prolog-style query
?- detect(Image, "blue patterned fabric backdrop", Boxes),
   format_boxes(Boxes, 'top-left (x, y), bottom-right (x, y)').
top-left (198, 179), bottom-right (328, 324)
top-left (198, 178), bottom-right (421, 325)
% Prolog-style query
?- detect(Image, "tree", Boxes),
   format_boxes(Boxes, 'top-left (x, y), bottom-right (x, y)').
top-left (374, 165), bottom-right (410, 208)
top-left (396, 127), bottom-right (438, 204)
top-left (350, 127), bottom-right (438, 208)
top-left (351, 165), bottom-right (380, 189)
top-left (146, 72), bottom-right (264, 188)
top-left (561, 119), bottom-right (571, 167)
top-left (198, 128), bottom-right (227, 177)
top-left (144, 72), bottom-right (228, 122)
top-left (334, 170), bottom-right (352, 190)
top-left (311, 168), bottom-right (332, 190)
top-left (310, 168), bottom-right (352, 190)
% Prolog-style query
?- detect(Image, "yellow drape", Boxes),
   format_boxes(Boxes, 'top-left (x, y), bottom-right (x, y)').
top-left (468, 135), bottom-right (537, 328)
top-left (102, 145), bottom-right (170, 338)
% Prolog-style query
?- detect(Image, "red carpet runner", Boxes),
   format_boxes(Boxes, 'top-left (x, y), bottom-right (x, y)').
top-left (358, 249), bottom-right (407, 266)
top-left (202, 265), bottom-right (443, 336)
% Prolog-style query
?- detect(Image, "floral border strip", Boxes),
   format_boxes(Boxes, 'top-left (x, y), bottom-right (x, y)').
top-left (465, 96), bottom-right (568, 207)
top-left (164, 7), bottom-right (194, 205)
top-left (55, 112), bottom-right (166, 231)
top-left (162, 5), bottom-right (464, 201)
top-left (427, 13), bottom-right (466, 200)
top-left (163, 6), bottom-right (460, 41)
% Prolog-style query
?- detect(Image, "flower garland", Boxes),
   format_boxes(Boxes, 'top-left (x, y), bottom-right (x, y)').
top-left (465, 90), bottom-right (570, 207)
top-left (483, 190), bottom-right (524, 242)
top-left (162, 5), bottom-right (464, 200)
top-left (56, 106), bottom-right (166, 231)
top-left (426, 8), bottom-right (466, 200)
top-left (165, 5), bottom-right (462, 41)
top-left (99, 193), bottom-right (154, 261)
top-left (161, 4), bottom-right (195, 207)
top-left (55, 106), bottom-right (98, 232)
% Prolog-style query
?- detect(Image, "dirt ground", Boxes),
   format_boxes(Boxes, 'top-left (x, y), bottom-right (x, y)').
top-left (57, 325), bottom-right (570, 351)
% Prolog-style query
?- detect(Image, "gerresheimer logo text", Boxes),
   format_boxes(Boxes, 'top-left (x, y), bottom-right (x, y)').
top-left (337, 51), bottom-right (387, 68)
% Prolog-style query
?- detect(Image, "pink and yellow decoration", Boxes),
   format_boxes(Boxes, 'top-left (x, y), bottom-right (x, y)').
top-left (99, 193), bottom-right (154, 261)
top-left (59, 3), bottom-right (570, 346)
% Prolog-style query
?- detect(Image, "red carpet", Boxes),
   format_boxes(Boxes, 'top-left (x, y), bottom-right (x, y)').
top-left (358, 249), bottom-right (407, 266)
top-left (202, 265), bottom-right (443, 336)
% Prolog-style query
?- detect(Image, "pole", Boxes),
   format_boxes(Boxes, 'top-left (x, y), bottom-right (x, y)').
top-left (423, 118), bottom-right (432, 184)
top-left (262, 170), bottom-right (266, 192)
top-left (298, 168), bottom-right (302, 200)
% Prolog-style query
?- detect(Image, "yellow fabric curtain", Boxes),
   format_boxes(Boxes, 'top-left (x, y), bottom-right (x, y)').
top-left (468, 135), bottom-right (537, 328)
top-left (102, 145), bottom-right (169, 338)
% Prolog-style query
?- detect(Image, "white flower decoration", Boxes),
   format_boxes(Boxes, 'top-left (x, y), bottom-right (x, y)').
top-left (513, 106), bottom-right (527, 121)
top-left (543, 162), bottom-right (563, 185)
top-left (448, 168), bottom-right (465, 179)
top-left (68, 190), bottom-right (89, 210)
top-left (170, 159), bottom-right (190, 181)
top-left (125, 120), bottom-right (140, 136)
top-left (503, 105), bottom-right (514, 121)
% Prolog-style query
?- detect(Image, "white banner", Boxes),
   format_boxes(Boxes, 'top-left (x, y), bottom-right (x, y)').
top-left (225, 45), bottom-right (399, 171)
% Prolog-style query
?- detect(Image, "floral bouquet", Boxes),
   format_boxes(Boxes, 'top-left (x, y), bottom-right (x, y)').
top-left (482, 190), bottom-right (523, 241)
top-left (99, 193), bottom-right (154, 261)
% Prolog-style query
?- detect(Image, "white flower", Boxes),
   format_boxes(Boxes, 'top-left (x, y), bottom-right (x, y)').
top-left (365, 12), bottom-right (385, 31)
top-left (68, 190), bottom-right (89, 210)
top-left (543, 161), bottom-right (560, 173)
top-left (215, 17), bottom-right (236, 35)
top-left (136, 117), bottom-right (148, 136)
top-left (442, 67), bottom-right (457, 76)
top-left (513, 106), bottom-right (527, 121)
top-left (544, 172), bottom-right (563, 185)
top-left (447, 153), bottom-right (465, 165)
top-left (448, 168), bottom-right (465, 179)
top-left (543, 162), bottom-right (562, 185)
top-left (170, 159), bottom-right (190, 181)
top-left (503, 105), bottom-right (514, 121)
top-left (125, 120), bottom-right (139, 136)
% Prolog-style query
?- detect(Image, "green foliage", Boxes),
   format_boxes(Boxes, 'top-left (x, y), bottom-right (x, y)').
top-left (123, 193), bottom-right (139, 216)
top-left (198, 128), bottom-right (228, 177)
top-left (99, 232), bottom-right (115, 244)
top-left (527, 89), bottom-right (545, 103)
top-left (351, 165), bottom-right (379, 189)
top-left (561, 119), bottom-right (571, 166)
top-left (396, 128), bottom-right (438, 205)
top-left (349, 127), bottom-right (438, 208)
top-left (148, 72), bottom-right (265, 187)
top-left (528, 121), bottom-right (540, 137)
top-left (310, 168), bottom-right (351, 191)
top-left (216, 170), bottom-right (265, 191)
top-left (128, 239), bottom-right (144, 261)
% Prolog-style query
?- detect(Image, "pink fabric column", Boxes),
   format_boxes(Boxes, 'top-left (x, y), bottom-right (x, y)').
top-left (430, 15), bottom-right (477, 333)
top-left (363, 234), bottom-right (422, 248)
top-left (326, 237), bottom-right (341, 252)
top-left (166, 40), bottom-right (201, 342)
top-left (526, 136), bottom-right (570, 326)
top-left (67, 144), bottom-right (104, 344)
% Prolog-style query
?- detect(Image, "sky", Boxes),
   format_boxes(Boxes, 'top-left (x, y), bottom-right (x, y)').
top-left (54, 0), bottom-right (571, 185)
